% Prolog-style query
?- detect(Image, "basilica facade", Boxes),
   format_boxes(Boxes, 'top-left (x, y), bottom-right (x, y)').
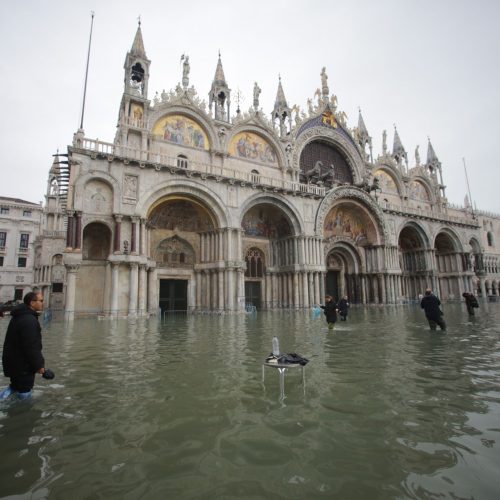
top-left (33, 24), bottom-right (500, 319)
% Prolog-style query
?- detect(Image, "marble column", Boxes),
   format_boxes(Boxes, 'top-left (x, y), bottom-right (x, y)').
top-left (66, 212), bottom-right (74, 249)
top-left (64, 264), bottom-right (80, 321)
top-left (195, 270), bottom-right (202, 311)
top-left (128, 263), bottom-right (138, 317)
top-left (302, 272), bottom-right (309, 308)
top-left (103, 262), bottom-right (111, 314)
top-left (74, 212), bottom-right (82, 250)
top-left (147, 267), bottom-right (158, 314)
top-left (218, 270), bottom-right (224, 311)
top-left (111, 262), bottom-right (120, 316)
top-left (140, 218), bottom-right (147, 256)
top-left (113, 215), bottom-right (122, 254)
top-left (138, 264), bottom-right (147, 316)
top-left (293, 272), bottom-right (299, 309)
top-left (130, 217), bottom-right (139, 254)
top-left (237, 268), bottom-right (245, 311)
top-left (226, 268), bottom-right (234, 311)
top-left (314, 272), bottom-right (320, 306)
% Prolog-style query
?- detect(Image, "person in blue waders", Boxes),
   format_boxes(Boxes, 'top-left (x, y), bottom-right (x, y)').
top-left (320, 295), bottom-right (338, 330)
top-left (1, 291), bottom-right (54, 400)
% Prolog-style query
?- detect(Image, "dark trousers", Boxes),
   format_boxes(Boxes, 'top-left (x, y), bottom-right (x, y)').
top-left (427, 317), bottom-right (446, 331)
top-left (466, 305), bottom-right (475, 316)
top-left (10, 373), bottom-right (35, 393)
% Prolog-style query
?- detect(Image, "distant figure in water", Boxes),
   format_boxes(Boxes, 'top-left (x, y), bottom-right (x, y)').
top-left (462, 292), bottom-right (479, 316)
top-left (420, 288), bottom-right (446, 331)
top-left (320, 295), bottom-right (338, 330)
top-left (338, 295), bottom-right (350, 321)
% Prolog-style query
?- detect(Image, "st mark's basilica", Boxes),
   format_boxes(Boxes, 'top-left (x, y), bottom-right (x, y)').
top-left (33, 23), bottom-right (500, 319)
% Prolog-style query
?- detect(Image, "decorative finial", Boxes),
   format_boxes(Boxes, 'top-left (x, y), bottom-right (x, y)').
top-left (137, 15), bottom-right (141, 26)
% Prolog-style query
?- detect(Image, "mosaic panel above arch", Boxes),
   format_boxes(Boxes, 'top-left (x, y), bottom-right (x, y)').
top-left (152, 115), bottom-right (209, 150)
top-left (409, 180), bottom-right (430, 201)
top-left (229, 132), bottom-right (278, 166)
top-left (242, 204), bottom-right (292, 238)
top-left (148, 198), bottom-right (214, 231)
top-left (323, 203), bottom-right (378, 246)
top-left (373, 169), bottom-right (399, 195)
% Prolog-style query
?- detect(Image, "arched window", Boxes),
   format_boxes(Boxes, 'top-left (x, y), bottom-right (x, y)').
top-left (177, 154), bottom-right (188, 169)
top-left (245, 248), bottom-right (265, 278)
top-left (487, 231), bottom-right (494, 247)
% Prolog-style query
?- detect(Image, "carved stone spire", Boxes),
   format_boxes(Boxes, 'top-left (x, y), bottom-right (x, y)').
top-left (214, 53), bottom-right (226, 84)
top-left (130, 23), bottom-right (146, 58)
top-left (356, 109), bottom-right (372, 162)
top-left (123, 22), bottom-right (150, 98)
top-left (272, 76), bottom-right (292, 138)
top-left (426, 138), bottom-right (439, 165)
top-left (426, 137), bottom-right (443, 187)
top-left (209, 53), bottom-right (231, 122)
top-left (392, 125), bottom-right (408, 170)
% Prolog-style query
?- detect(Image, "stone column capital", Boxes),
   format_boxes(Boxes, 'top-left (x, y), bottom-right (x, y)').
top-left (65, 263), bottom-right (80, 273)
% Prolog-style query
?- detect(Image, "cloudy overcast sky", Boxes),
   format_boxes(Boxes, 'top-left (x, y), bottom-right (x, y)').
top-left (1, 0), bottom-right (499, 213)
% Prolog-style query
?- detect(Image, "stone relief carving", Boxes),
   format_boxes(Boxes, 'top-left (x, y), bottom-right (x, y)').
top-left (83, 180), bottom-right (112, 214)
top-left (123, 175), bottom-right (138, 199)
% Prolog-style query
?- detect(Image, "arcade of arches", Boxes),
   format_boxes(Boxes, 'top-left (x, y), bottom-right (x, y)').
top-left (69, 195), bottom-right (480, 315)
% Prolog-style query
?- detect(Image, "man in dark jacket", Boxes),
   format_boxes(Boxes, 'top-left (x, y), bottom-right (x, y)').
top-left (2, 291), bottom-right (52, 397)
top-left (320, 295), bottom-right (338, 330)
top-left (420, 288), bottom-right (446, 331)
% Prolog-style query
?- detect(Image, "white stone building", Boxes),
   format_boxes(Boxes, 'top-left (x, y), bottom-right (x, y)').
top-left (33, 24), bottom-right (500, 319)
top-left (0, 197), bottom-right (43, 303)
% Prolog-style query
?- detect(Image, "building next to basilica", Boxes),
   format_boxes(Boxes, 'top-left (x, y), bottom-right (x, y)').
top-left (31, 23), bottom-right (499, 319)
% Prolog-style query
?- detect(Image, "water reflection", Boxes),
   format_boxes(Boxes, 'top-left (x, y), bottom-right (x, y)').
top-left (1, 304), bottom-right (499, 499)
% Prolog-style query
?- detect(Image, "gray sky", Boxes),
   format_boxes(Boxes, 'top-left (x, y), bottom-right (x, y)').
top-left (1, 0), bottom-right (499, 213)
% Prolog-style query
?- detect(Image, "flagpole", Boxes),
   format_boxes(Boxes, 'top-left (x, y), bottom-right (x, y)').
top-left (80, 11), bottom-right (95, 131)
top-left (463, 157), bottom-right (475, 219)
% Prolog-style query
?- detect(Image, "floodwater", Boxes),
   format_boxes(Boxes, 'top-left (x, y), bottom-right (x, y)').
top-left (1, 303), bottom-right (500, 500)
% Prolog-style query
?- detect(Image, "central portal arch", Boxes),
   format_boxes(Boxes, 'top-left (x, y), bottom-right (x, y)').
top-left (325, 242), bottom-right (363, 302)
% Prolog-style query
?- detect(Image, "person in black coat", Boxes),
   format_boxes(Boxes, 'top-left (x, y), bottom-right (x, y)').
top-left (420, 288), bottom-right (446, 331)
top-left (338, 295), bottom-right (350, 321)
top-left (320, 295), bottom-right (338, 330)
top-left (2, 291), bottom-right (53, 397)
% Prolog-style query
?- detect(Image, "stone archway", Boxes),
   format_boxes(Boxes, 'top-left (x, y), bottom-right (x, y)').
top-left (147, 196), bottom-right (217, 312)
top-left (76, 222), bottom-right (113, 315)
top-left (398, 223), bottom-right (430, 301)
top-left (325, 242), bottom-right (363, 303)
top-left (323, 198), bottom-right (385, 303)
top-left (241, 202), bottom-right (298, 309)
top-left (434, 230), bottom-right (464, 299)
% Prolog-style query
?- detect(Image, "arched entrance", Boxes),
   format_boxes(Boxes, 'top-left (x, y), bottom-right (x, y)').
top-left (325, 243), bottom-right (362, 303)
top-left (147, 196), bottom-right (216, 312)
top-left (398, 223), bottom-right (430, 300)
top-left (434, 230), bottom-right (465, 299)
top-left (244, 247), bottom-right (265, 309)
top-left (241, 200), bottom-right (311, 309)
top-left (323, 200), bottom-right (380, 303)
top-left (78, 222), bottom-right (112, 314)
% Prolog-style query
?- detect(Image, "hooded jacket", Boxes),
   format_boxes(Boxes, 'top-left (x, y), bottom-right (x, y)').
top-left (2, 303), bottom-right (44, 377)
